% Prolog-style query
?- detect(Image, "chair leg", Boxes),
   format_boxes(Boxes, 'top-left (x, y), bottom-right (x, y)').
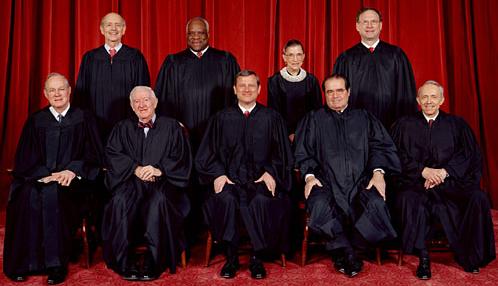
top-left (281, 254), bottom-right (286, 267)
top-left (397, 248), bottom-right (403, 266)
top-left (205, 231), bottom-right (213, 267)
top-left (376, 247), bottom-right (382, 266)
top-left (81, 218), bottom-right (90, 269)
top-left (301, 225), bottom-right (309, 267)
top-left (181, 250), bottom-right (187, 269)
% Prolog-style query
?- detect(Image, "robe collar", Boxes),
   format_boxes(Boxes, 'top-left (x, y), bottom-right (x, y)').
top-left (49, 104), bottom-right (70, 121)
top-left (104, 42), bottom-right (123, 54)
top-left (361, 39), bottom-right (380, 50)
top-left (190, 46), bottom-right (209, 57)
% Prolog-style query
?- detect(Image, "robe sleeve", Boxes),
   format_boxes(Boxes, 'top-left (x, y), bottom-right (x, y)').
top-left (195, 115), bottom-right (227, 184)
top-left (264, 113), bottom-right (293, 192)
top-left (294, 112), bottom-right (322, 179)
top-left (12, 116), bottom-right (50, 181)
top-left (366, 112), bottom-right (401, 175)
top-left (155, 122), bottom-right (192, 188)
top-left (104, 124), bottom-right (139, 191)
top-left (64, 112), bottom-right (103, 180)
top-left (443, 119), bottom-right (482, 184)
top-left (74, 52), bottom-right (91, 111)
top-left (134, 51), bottom-right (151, 87)
top-left (267, 75), bottom-right (281, 112)
top-left (332, 52), bottom-right (349, 77)
top-left (390, 119), bottom-right (426, 181)
top-left (223, 53), bottom-right (241, 108)
top-left (155, 55), bottom-right (177, 119)
top-left (394, 49), bottom-right (417, 122)
top-left (310, 76), bottom-right (323, 109)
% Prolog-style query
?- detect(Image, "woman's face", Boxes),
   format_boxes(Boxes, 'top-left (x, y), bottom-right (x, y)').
top-left (283, 45), bottom-right (305, 74)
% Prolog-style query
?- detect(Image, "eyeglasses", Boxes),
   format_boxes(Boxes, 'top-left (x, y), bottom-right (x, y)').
top-left (284, 53), bottom-right (304, 59)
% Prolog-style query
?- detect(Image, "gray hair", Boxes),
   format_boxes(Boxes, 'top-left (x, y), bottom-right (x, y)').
top-left (45, 72), bottom-right (69, 88)
top-left (129, 86), bottom-right (157, 101)
top-left (186, 17), bottom-right (209, 33)
top-left (418, 80), bottom-right (444, 98)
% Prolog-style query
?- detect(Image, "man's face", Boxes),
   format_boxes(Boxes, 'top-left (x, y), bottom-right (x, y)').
top-left (131, 90), bottom-right (157, 122)
top-left (44, 76), bottom-right (71, 111)
top-left (100, 13), bottom-right (126, 45)
top-left (417, 84), bottom-right (444, 117)
top-left (324, 77), bottom-right (350, 112)
top-left (283, 45), bottom-right (305, 73)
top-left (187, 19), bottom-right (209, 51)
top-left (234, 75), bottom-right (261, 106)
top-left (356, 10), bottom-right (382, 42)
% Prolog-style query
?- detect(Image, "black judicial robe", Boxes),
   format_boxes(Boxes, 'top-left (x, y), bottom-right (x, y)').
top-left (294, 107), bottom-right (401, 246)
top-left (333, 41), bottom-right (417, 129)
top-left (391, 111), bottom-right (495, 269)
top-left (267, 72), bottom-right (322, 134)
top-left (74, 45), bottom-right (150, 139)
top-left (3, 107), bottom-right (102, 277)
top-left (155, 47), bottom-right (240, 149)
top-left (195, 104), bottom-right (293, 253)
top-left (101, 116), bottom-right (192, 275)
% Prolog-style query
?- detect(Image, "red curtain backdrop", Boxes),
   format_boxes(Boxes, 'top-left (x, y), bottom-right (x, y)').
top-left (0, 0), bottom-right (497, 206)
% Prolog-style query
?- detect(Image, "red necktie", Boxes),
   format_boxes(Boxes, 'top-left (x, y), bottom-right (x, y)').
top-left (109, 48), bottom-right (116, 63)
top-left (369, 47), bottom-right (375, 53)
top-left (428, 119), bottom-right (434, 128)
top-left (197, 51), bottom-right (203, 59)
top-left (244, 111), bottom-right (250, 118)
top-left (138, 121), bottom-right (154, 129)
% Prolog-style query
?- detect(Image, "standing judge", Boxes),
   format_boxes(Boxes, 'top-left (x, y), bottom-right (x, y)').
top-left (333, 7), bottom-right (416, 129)
top-left (294, 74), bottom-right (400, 278)
top-left (101, 86), bottom-right (192, 281)
top-left (391, 80), bottom-right (495, 279)
top-left (74, 12), bottom-right (150, 140)
top-left (196, 70), bottom-right (293, 279)
top-left (267, 39), bottom-right (322, 142)
top-left (3, 73), bottom-right (103, 284)
top-left (155, 16), bottom-right (240, 150)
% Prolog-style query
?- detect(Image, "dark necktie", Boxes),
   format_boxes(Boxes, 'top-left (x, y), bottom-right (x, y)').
top-left (109, 48), bottom-right (116, 63)
top-left (197, 51), bottom-right (203, 59)
top-left (57, 114), bottom-right (63, 123)
top-left (138, 121), bottom-right (154, 129)
top-left (244, 111), bottom-right (250, 118)
top-left (428, 119), bottom-right (434, 128)
top-left (369, 47), bottom-right (375, 53)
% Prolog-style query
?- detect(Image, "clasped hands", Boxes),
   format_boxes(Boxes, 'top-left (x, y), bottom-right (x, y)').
top-left (422, 167), bottom-right (448, 190)
top-left (135, 165), bottom-right (162, 182)
top-left (213, 172), bottom-right (277, 196)
top-left (39, 170), bottom-right (76, 186)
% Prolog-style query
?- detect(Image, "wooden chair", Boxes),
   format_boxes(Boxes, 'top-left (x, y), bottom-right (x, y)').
top-left (204, 231), bottom-right (286, 267)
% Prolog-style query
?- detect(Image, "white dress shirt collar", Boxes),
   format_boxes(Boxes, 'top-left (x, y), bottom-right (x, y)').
top-left (105, 43), bottom-right (123, 54)
top-left (49, 104), bottom-right (70, 120)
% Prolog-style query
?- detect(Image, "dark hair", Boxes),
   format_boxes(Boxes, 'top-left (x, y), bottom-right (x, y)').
top-left (322, 73), bottom-right (350, 92)
top-left (356, 7), bottom-right (382, 22)
top-left (234, 70), bottom-right (260, 86)
top-left (283, 39), bottom-right (304, 54)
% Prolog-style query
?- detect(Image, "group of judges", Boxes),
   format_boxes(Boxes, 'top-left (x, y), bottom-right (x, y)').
top-left (3, 7), bottom-right (495, 285)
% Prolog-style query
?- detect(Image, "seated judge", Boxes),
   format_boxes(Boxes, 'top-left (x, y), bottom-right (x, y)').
top-left (101, 86), bottom-right (192, 281)
top-left (294, 74), bottom-right (401, 278)
top-left (3, 73), bottom-right (103, 284)
top-left (391, 80), bottom-right (496, 280)
top-left (196, 70), bottom-right (293, 279)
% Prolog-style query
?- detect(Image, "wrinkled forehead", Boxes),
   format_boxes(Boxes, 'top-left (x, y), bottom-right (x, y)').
top-left (45, 76), bottom-right (68, 88)
top-left (102, 13), bottom-right (125, 25)
top-left (418, 84), bottom-right (441, 97)
top-left (325, 78), bottom-right (346, 90)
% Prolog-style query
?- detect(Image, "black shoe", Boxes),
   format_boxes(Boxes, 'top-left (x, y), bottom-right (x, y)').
top-left (140, 251), bottom-right (158, 281)
top-left (416, 257), bottom-right (432, 280)
top-left (344, 254), bottom-right (363, 278)
top-left (122, 255), bottom-right (140, 281)
top-left (249, 256), bottom-right (266, 279)
top-left (46, 267), bottom-right (67, 285)
top-left (220, 257), bottom-right (239, 279)
top-left (464, 266), bottom-right (480, 274)
top-left (333, 255), bottom-right (346, 274)
top-left (7, 274), bottom-right (27, 282)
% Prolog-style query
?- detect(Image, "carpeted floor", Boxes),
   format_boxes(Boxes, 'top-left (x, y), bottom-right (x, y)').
top-left (0, 210), bottom-right (497, 286)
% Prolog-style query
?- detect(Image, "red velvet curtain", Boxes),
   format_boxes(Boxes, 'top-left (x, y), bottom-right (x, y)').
top-left (0, 0), bottom-right (497, 206)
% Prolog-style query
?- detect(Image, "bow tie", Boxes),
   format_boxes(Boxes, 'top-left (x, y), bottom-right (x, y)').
top-left (138, 121), bottom-right (154, 129)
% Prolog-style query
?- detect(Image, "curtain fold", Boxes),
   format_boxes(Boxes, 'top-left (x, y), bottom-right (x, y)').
top-left (0, 0), bottom-right (496, 206)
